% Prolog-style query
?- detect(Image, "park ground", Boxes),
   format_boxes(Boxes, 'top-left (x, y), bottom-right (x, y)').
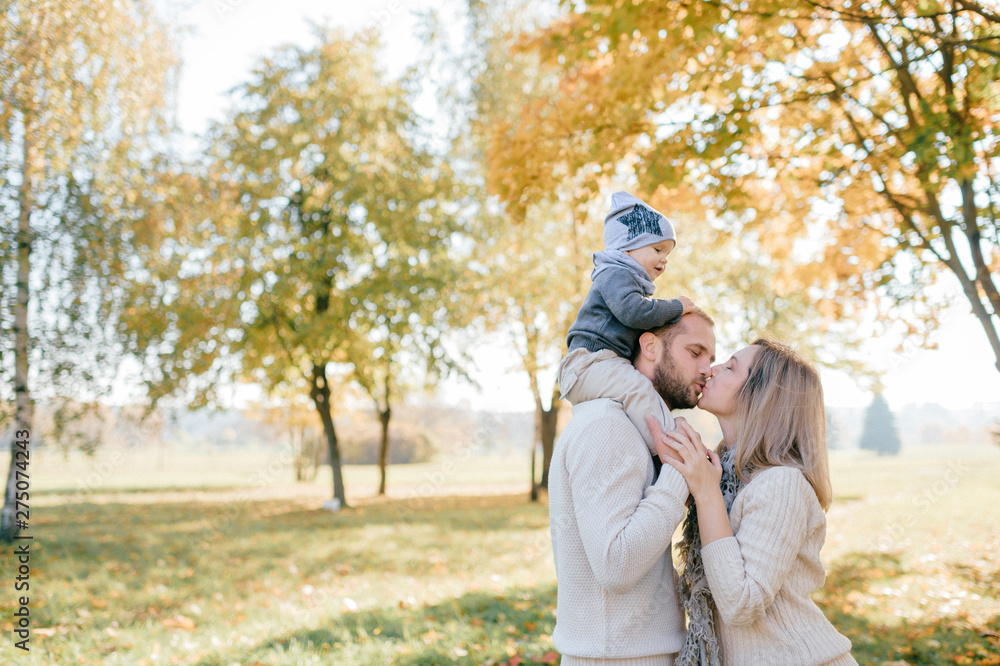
top-left (2, 443), bottom-right (999, 665)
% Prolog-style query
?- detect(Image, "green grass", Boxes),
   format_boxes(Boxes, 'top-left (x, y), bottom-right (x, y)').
top-left (31, 447), bottom-right (532, 500)
top-left (6, 444), bottom-right (1000, 664)
top-left (817, 445), bottom-right (1000, 665)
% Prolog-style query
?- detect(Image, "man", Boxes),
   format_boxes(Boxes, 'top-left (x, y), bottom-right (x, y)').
top-left (548, 309), bottom-right (716, 666)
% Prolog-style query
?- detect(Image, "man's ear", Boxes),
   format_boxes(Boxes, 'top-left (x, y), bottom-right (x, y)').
top-left (637, 331), bottom-right (659, 361)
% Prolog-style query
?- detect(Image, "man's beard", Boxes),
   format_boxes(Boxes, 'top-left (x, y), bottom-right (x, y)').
top-left (652, 354), bottom-right (699, 410)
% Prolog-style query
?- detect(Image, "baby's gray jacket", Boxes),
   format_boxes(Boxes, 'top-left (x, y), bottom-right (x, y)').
top-left (566, 264), bottom-right (684, 359)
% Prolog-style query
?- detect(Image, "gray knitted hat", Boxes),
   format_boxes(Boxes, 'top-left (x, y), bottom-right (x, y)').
top-left (603, 191), bottom-right (676, 253)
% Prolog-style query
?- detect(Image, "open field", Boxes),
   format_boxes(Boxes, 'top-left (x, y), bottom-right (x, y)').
top-left (4, 444), bottom-right (1000, 664)
top-left (31, 447), bottom-right (534, 504)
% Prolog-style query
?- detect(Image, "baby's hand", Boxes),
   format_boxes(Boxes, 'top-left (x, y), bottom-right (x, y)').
top-left (678, 296), bottom-right (695, 315)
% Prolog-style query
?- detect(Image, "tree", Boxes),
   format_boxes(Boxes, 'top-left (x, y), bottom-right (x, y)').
top-left (450, 0), bottom-right (602, 498)
top-left (500, 0), bottom-right (1000, 371)
top-left (456, 0), bottom-right (869, 499)
top-left (461, 0), bottom-right (874, 501)
top-left (826, 408), bottom-right (842, 450)
top-left (244, 398), bottom-right (324, 482)
top-left (0, 0), bottom-right (177, 540)
top-left (347, 243), bottom-right (467, 495)
top-left (859, 392), bottom-right (903, 455)
top-left (485, 198), bottom-right (596, 497)
top-left (120, 29), bottom-right (465, 506)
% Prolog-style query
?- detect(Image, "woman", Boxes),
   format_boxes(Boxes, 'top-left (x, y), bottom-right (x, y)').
top-left (650, 338), bottom-right (856, 666)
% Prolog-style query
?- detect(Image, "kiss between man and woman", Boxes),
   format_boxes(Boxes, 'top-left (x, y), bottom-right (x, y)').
top-left (548, 192), bottom-right (857, 666)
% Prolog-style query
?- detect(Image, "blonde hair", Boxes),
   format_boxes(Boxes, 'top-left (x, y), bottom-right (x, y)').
top-left (730, 338), bottom-right (833, 510)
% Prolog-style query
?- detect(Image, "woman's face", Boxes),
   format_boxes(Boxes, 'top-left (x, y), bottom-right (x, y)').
top-left (698, 344), bottom-right (760, 418)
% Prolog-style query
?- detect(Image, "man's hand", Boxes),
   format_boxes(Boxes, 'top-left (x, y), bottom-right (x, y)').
top-left (661, 417), bottom-right (723, 501)
top-left (645, 415), bottom-right (684, 464)
top-left (677, 295), bottom-right (695, 315)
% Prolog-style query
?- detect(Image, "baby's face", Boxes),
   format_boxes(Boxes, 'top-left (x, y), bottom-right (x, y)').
top-left (626, 240), bottom-right (674, 281)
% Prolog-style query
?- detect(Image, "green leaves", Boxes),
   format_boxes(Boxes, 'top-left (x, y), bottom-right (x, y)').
top-left (0, 0), bottom-right (179, 402)
top-left (122, 28), bottom-right (471, 417)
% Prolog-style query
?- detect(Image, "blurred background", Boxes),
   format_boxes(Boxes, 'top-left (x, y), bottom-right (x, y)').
top-left (2, 1), bottom-right (999, 664)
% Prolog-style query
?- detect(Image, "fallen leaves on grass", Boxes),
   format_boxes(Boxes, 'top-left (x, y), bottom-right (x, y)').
top-left (421, 629), bottom-right (445, 644)
top-left (162, 615), bottom-right (196, 630)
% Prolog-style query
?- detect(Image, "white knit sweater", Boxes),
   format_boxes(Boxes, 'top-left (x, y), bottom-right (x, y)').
top-left (700, 466), bottom-right (856, 665)
top-left (549, 399), bottom-right (690, 663)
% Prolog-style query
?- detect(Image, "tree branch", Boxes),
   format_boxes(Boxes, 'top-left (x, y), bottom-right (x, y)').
top-left (960, 178), bottom-right (1000, 316)
top-left (865, 21), bottom-right (924, 132)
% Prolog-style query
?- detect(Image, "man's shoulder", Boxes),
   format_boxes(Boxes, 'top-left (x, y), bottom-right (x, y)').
top-left (561, 399), bottom-right (642, 445)
top-left (569, 397), bottom-right (630, 420)
top-left (556, 399), bottom-right (653, 479)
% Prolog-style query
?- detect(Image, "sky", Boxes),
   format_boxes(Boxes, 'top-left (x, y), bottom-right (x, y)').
top-left (172, 0), bottom-right (1000, 413)
top-left (174, 0), bottom-right (435, 137)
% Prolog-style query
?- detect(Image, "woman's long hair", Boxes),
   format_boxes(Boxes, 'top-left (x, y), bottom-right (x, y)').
top-left (676, 338), bottom-right (834, 665)
top-left (728, 338), bottom-right (832, 510)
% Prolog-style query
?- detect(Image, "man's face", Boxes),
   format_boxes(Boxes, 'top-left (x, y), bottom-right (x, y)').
top-left (651, 315), bottom-right (716, 409)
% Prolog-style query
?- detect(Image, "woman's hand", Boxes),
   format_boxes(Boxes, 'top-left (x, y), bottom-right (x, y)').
top-left (660, 417), bottom-right (723, 501)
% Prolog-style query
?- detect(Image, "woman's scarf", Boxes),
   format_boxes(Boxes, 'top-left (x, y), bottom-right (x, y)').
top-left (675, 446), bottom-right (747, 666)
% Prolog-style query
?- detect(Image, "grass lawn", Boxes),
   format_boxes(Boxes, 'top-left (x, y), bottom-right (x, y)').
top-left (4, 444), bottom-right (1000, 664)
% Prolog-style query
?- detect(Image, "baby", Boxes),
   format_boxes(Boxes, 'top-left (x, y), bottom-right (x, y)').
top-left (558, 191), bottom-right (693, 453)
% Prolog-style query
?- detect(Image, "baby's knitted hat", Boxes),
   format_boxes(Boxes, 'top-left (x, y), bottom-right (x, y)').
top-left (603, 191), bottom-right (676, 252)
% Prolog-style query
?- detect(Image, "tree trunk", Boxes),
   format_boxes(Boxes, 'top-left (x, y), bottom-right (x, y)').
top-left (958, 181), bottom-right (1000, 373)
top-left (373, 373), bottom-right (391, 496)
top-left (292, 424), bottom-right (305, 482)
top-left (531, 380), bottom-right (561, 495)
top-left (2, 133), bottom-right (33, 542)
top-left (309, 360), bottom-right (347, 506)
top-left (377, 406), bottom-right (390, 496)
top-left (936, 211), bottom-right (1000, 374)
top-left (538, 383), bottom-right (560, 490)
top-left (960, 276), bottom-right (1000, 373)
top-left (529, 440), bottom-right (538, 501)
top-left (311, 429), bottom-right (323, 480)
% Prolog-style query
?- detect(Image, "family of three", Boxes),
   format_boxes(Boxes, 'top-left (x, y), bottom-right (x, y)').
top-left (548, 192), bottom-right (856, 665)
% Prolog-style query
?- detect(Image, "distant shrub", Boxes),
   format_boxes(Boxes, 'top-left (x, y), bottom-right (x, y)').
top-left (337, 421), bottom-right (436, 465)
top-left (859, 393), bottom-right (902, 456)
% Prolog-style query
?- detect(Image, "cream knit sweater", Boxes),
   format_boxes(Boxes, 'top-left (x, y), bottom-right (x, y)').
top-left (700, 466), bottom-right (856, 665)
top-left (549, 399), bottom-right (690, 664)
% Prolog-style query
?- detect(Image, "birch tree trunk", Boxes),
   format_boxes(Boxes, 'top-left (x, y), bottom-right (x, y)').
top-left (2, 133), bottom-right (33, 542)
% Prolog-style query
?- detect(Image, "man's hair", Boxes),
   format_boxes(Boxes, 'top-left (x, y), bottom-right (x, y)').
top-left (646, 305), bottom-right (715, 352)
